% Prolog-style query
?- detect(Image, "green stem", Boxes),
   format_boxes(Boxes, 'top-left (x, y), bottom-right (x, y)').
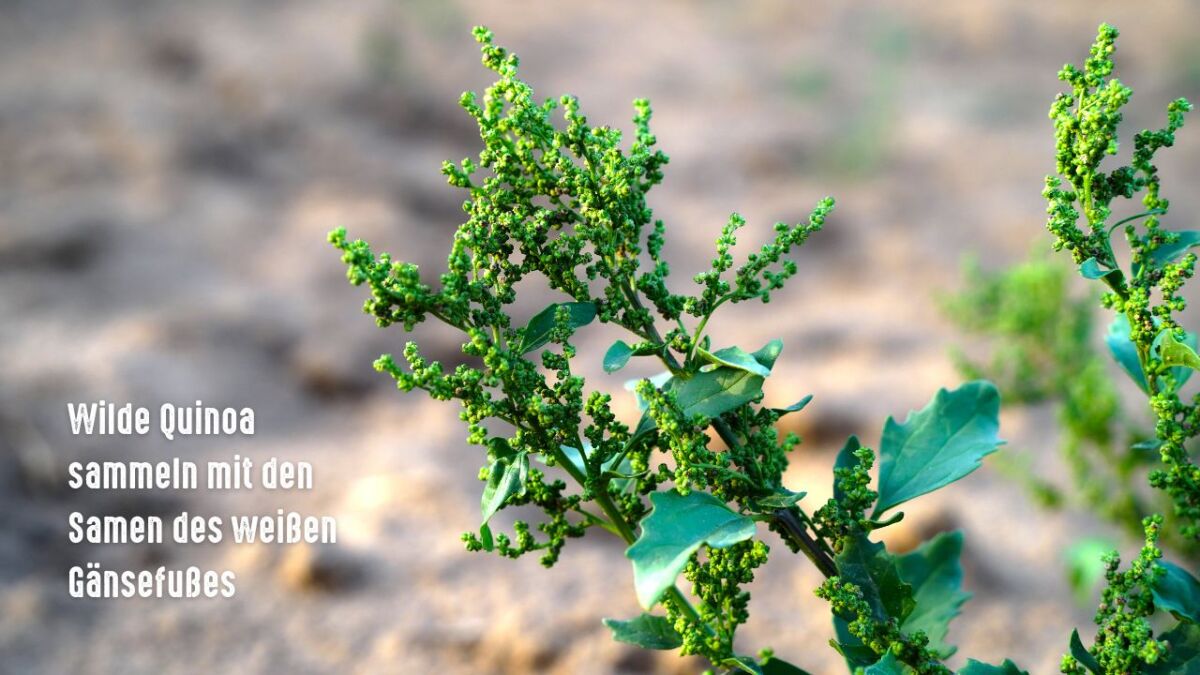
top-left (687, 295), bottom-right (732, 364)
top-left (710, 418), bottom-right (837, 578)
top-left (1108, 208), bottom-right (1166, 235)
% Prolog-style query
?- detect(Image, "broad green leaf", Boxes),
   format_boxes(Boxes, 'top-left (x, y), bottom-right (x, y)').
top-left (480, 451), bottom-right (528, 525)
top-left (1153, 561), bottom-right (1200, 623)
top-left (478, 523), bottom-right (494, 551)
top-left (1079, 257), bottom-right (1105, 278)
top-left (1079, 257), bottom-right (1122, 285)
top-left (873, 381), bottom-right (1003, 517)
top-left (895, 531), bottom-right (970, 658)
top-left (1107, 317), bottom-right (1198, 392)
top-left (627, 490), bottom-right (756, 608)
top-left (864, 652), bottom-right (907, 674)
top-left (671, 366), bottom-right (764, 419)
top-left (760, 656), bottom-right (813, 675)
top-left (602, 613), bottom-right (682, 650)
top-left (1065, 538), bottom-right (1114, 604)
top-left (604, 340), bottom-right (634, 373)
top-left (518, 301), bottom-right (596, 354)
top-left (771, 394), bottom-right (813, 416)
top-left (1155, 327), bottom-right (1199, 390)
top-left (1132, 438), bottom-right (1164, 454)
top-left (1069, 630), bottom-right (1101, 674)
top-left (1159, 330), bottom-right (1200, 372)
top-left (752, 488), bottom-right (807, 510)
top-left (723, 656), bottom-right (763, 675)
top-left (833, 435), bottom-right (864, 503)
top-left (628, 339), bottom-right (778, 439)
top-left (1147, 622), bottom-right (1200, 674)
top-left (958, 659), bottom-right (1029, 675)
top-left (752, 338), bottom-right (784, 370)
top-left (699, 344), bottom-right (773, 377)
top-left (836, 534), bottom-right (915, 625)
top-left (1107, 314), bottom-right (1149, 392)
top-left (1150, 230), bottom-right (1200, 268)
top-left (549, 444), bottom-right (635, 490)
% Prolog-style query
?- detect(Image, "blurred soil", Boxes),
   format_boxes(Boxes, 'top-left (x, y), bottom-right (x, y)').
top-left (2, 1), bottom-right (1200, 673)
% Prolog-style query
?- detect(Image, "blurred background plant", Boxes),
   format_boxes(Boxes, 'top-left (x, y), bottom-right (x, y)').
top-left (942, 253), bottom-right (1200, 599)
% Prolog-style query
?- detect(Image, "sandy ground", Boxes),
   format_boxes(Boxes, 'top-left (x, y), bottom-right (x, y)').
top-left (2, 1), bottom-right (1200, 673)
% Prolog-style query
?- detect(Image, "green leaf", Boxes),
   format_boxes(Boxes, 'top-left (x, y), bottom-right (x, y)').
top-left (895, 531), bottom-right (970, 658)
top-left (864, 652), bottom-right (907, 674)
top-left (759, 656), bottom-right (813, 675)
top-left (672, 366), bottom-right (765, 419)
top-left (752, 488), bottom-right (807, 510)
top-left (1132, 438), bottom-right (1164, 454)
top-left (699, 344), bottom-right (773, 377)
top-left (1147, 622), bottom-right (1200, 674)
top-left (1079, 257), bottom-right (1123, 285)
top-left (1065, 538), bottom-right (1114, 604)
top-left (1079, 257), bottom-right (1105, 278)
top-left (1106, 318), bottom-right (1198, 392)
top-left (1149, 230), bottom-right (1200, 268)
top-left (1154, 561), bottom-right (1200, 624)
top-left (836, 534), bottom-right (915, 624)
top-left (518, 301), bottom-right (596, 354)
top-left (873, 381), bottom-right (1003, 517)
top-left (602, 613), bottom-right (682, 650)
top-left (604, 340), bottom-right (634, 373)
top-left (771, 394), bottom-right (813, 416)
top-left (1159, 330), bottom-right (1200, 371)
top-left (548, 443), bottom-right (636, 489)
top-left (480, 451), bottom-right (528, 525)
top-left (958, 659), bottom-right (1029, 674)
top-left (1069, 629), bottom-right (1101, 674)
top-left (723, 656), bottom-right (764, 675)
top-left (626, 490), bottom-right (757, 608)
top-left (628, 339), bottom-right (779, 438)
top-left (751, 338), bottom-right (784, 370)
top-left (1155, 327), bottom-right (1198, 390)
top-left (1107, 314), bottom-right (1149, 392)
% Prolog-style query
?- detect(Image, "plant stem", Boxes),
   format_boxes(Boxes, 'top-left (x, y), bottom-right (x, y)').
top-left (710, 417), bottom-right (837, 578)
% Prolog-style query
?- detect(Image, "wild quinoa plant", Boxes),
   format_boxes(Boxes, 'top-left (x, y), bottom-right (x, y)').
top-left (333, 24), bottom-right (1200, 674)
top-left (949, 23), bottom-right (1200, 674)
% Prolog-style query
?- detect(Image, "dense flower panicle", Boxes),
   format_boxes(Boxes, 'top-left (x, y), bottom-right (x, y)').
top-left (328, 22), bottom-right (1197, 675)
top-left (332, 25), bottom-right (841, 671)
top-left (1061, 518), bottom-right (1168, 674)
top-left (1039, 24), bottom-right (1200, 674)
top-left (1045, 23), bottom-right (1200, 541)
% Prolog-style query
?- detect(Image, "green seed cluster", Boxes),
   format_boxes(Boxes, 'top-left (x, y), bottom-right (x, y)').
top-left (1045, 23), bottom-right (1200, 540)
top-left (1061, 518), bottom-right (1167, 674)
top-left (815, 445), bottom-right (880, 552)
top-left (332, 26), bottom-right (838, 670)
top-left (682, 541), bottom-right (770, 662)
top-left (815, 566), bottom-right (948, 675)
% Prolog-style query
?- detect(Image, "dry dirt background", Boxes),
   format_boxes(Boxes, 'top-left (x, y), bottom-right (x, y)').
top-left (2, 1), bottom-right (1200, 673)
